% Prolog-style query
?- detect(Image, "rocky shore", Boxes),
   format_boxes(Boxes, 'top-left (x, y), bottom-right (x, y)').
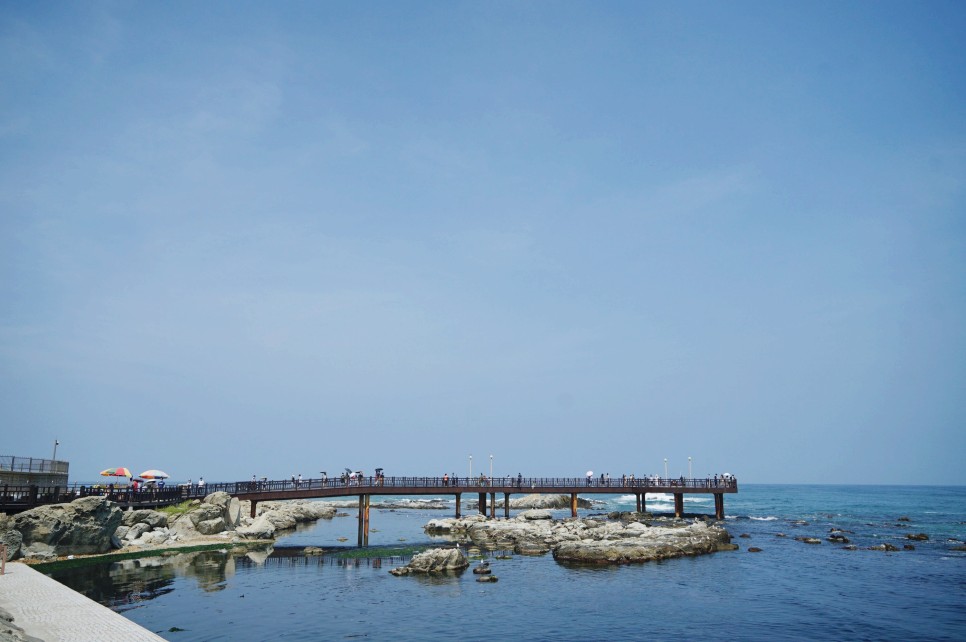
top-left (0, 493), bottom-right (337, 563)
top-left (424, 511), bottom-right (736, 564)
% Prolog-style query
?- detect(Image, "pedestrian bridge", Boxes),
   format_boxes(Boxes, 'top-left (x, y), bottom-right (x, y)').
top-left (1, 475), bottom-right (737, 547)
top-left (193, 475), bottom-right (738, 546)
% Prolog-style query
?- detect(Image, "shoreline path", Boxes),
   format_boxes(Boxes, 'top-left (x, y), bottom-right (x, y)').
top-left (0, 561), bottom-right (165, 642)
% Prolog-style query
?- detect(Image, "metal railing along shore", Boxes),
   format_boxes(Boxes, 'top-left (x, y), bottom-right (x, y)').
top-left (0, 455), bottom-right (68, 475)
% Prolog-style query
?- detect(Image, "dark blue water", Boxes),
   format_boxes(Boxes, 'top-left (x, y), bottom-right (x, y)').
top-left (45, 485), bottom-right (966, 641)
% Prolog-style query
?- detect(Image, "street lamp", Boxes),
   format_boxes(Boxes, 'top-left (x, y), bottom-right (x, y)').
top-left (469, 454), bottom-right (473, 478)
top-left (688, 456), bottom-right (692, 480)
top-left (489, 454), bottom-right (493, 480)
top-left (664, 458), bottom-right (668, 480)
top-left (52, 439), bottom-right (60, 462)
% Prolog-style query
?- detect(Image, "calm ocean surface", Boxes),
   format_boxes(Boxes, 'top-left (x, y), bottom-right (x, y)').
top-left (46, 485), bottom-right (966, 641)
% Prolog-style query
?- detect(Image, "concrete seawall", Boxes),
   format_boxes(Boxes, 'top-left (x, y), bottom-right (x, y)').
top-left (0, 562), bottom-right (166, 641)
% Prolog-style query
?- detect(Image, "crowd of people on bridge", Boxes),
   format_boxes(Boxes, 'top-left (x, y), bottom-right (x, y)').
top-left (222, 471), bottom-right (736, 493)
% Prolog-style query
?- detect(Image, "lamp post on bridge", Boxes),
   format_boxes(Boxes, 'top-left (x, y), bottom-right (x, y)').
top-left (490, 454), bottom-right (493, 481)
top-left (469, 454), bottom-right (472, 479)
top-left (688, 456), bottom-right (692, 480)
top-left (52, 439), bottom-right (59, 462)
top-left (664, 458), bottom-right (668, 481)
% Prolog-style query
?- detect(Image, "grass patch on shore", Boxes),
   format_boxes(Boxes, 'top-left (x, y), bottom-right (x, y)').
top-left (31, 541), bottom-right (273, 572)
top-left (157, 501), bottom-right (196, 517)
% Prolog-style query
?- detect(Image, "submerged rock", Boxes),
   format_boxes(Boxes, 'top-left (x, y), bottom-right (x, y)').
top-left (868, 543), bottom-right (900, 552)
top-left (795, 537), bottom-right (821, 545)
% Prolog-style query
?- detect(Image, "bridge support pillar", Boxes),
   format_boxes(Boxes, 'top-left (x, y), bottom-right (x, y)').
top-left (673, 493), bottom-right (684, 518)
top-left (636, 493), bottom-right (642, 513)
top-left (714, 493), bottom-right (725, 519)
top-left (570, 493), bottom-right (578, 518)
top-left (504, 493), bottom-right (510, 518)
top-left (250, 500), bottom-right (258, 519)
top-left (478, 493), bottom-right (487, 516)
top-left (455, 492), bottom-right (461, 518)
top-left (358, 494), bottom-right (371, 547)
top-left (489, 493), bottom-right (496, 519)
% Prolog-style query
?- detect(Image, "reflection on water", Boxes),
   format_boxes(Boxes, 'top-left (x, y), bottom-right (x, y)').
top-left (45, 546), bottom-right (276, 612)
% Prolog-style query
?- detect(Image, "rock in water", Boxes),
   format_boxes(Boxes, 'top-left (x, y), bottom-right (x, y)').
top-left (390, 548), bottom-right (470, 575)
top-left (552, 521), bottom-right (733, 565)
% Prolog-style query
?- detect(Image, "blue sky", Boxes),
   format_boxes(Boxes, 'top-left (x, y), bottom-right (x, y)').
top-left (2, 1), bottom-right (964, 484)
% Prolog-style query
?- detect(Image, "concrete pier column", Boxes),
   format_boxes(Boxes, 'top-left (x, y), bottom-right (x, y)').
top-left (478, 492), bottom-right (487, 516)
top-left (357, 495), bottom-right (366, 547)
top-left (455, 492), bottom-right (462, 518)
top-left (489, 493), bottom-right (496, 519)
top-left (504, 493), bottom-right (510, 519)
top-left (250, 500), bottom-right (258, 518)
top-left (673, 493), bottom-right (684, 518)
top-left (364, 494), bottom-right (371, 546)
top-left (641, 493), bottom-right (646, 514)
top-left (714, 494), bottom-right (725, 519)
top-left (570, 493), bottom-right (578, 518)
top-left (635, 493), bottom-right (642, 513)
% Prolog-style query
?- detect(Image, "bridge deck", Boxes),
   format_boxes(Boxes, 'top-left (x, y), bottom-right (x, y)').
top-left (1, 476), bottom-right (736, 518)
top-left (200, 476), bottom-right (737, 503)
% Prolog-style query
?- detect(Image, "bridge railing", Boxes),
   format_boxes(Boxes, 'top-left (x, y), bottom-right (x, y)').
top-left (0, 476), bottom-right (737, 510)
top-left (190, 475), bottom-right (737, 497)
top-left (0, 483), bottom-right (186, 512)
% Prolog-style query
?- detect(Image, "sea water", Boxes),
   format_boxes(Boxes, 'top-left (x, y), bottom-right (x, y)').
top-left (44, 485), bottom-right (966, 641)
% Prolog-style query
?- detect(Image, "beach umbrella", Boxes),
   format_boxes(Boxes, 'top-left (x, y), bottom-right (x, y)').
top-left (586, 470), bottom-right (593, 477)
top-left (138, 469), bottom-right (170, 480)
top-left (100, 467), bottom-right (132, 478)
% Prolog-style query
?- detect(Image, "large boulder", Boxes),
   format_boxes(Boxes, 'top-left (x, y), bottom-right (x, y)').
top-left (390, 547), bottom-right (469, 575)
top-left (256, 501), bottom-right (337, 531)
top-left (204, 492), bottom-right (242, 529)
top-left (196, 517), bottom-right (227, 535)
top-left (188, 504), bottom-right (225, 528)
top-left (12, 496), bottom-right (122, 559)
top-left (236, 514), bottom-right (276, 540)
top-left (1, 514), bottom-right (22, 560)
top-left (124, 523), bottom-right (151, 542)
top-left (122, 509), bottom-right (168, 529)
